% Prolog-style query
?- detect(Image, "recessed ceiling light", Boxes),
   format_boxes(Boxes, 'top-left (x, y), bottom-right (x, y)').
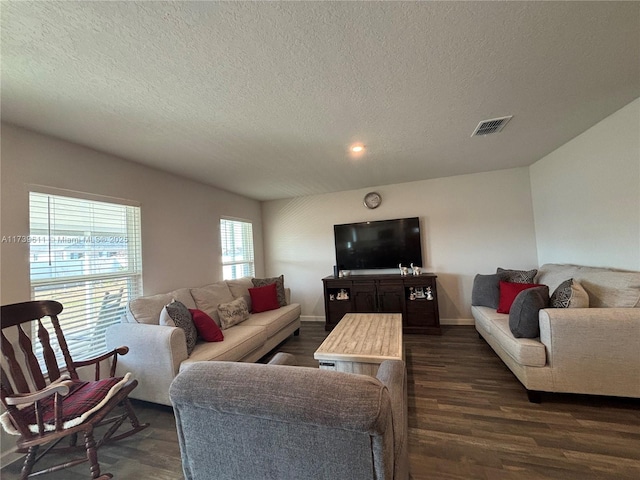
top-left (350, 144), bottom-right (365, 153)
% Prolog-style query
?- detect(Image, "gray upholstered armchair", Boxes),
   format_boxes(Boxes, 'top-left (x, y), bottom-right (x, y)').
top-left (169, 353), bottom-right (409, 480)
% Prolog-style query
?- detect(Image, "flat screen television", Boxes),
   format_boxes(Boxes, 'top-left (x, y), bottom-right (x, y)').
top-left (334, 217), bottom-right (423, 270)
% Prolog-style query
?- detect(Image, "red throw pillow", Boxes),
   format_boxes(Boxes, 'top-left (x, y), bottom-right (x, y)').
top-left (497, 281), bottom-right (544, 314)
top-left (249, 283), bottom-right (280, 313)
top-left (188, 309), bottom-right (224, 342)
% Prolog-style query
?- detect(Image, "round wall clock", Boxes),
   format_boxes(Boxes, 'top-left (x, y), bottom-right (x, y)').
top-left (363, 192), bottom-right (382, 209)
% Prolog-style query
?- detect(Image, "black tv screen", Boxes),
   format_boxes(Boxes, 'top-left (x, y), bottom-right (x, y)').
top-left (334, 217), bottom-right (423, 270)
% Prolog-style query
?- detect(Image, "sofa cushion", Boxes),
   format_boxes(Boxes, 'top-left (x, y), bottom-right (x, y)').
top-left (550, 279), bottom-right (589, 308)
top-left (491, 316), bottom-right (547, 367)
top-left (574, 266), bottom-right (640, 308)
top-left (471, 274), bottom-right (500, 309)
top-left (191, 282), bottom-right (235, 327)
top-left (127, 288), bottom-right (195, 325)
top-left (497, 281), bottom-right (543, 314)
top-left (497, 267), bottom-right (537, 284)
top-left (472, 307), bottom-right (546, 367)
top-left (537, 264), bottom-right (640, 308)
top-left (252, 275), bottom-right (287, 307)
top-left (189, 309), bottom-right (224, 342)
top-left (241, 303), bottom-right (302, 338)
top-left (160, 301), bottom-right (198, 355)
top-left (471, 306), bottom-right (496, 336)
top-left (181, 325), bottom-right (268, 364)
top-left (509, 286), bottom-right (549, 338)
top-left (249, 283), bottom-right (280, 313)
top-left (218, 297), bottom-right (250, 329)
top-left (535, 264), bottom-right (582, 293)
top-left (226, 277), bottom-right (253, 311)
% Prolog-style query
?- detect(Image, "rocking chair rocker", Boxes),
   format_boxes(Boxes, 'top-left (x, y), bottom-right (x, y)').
top-left (1, 300), bottom-right (149, 479)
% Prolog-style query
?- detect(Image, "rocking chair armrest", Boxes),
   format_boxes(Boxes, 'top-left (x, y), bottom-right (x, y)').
top-left (71, 346), bottom-right (130, 380)
top-left (72, 346), bottom-right (129, 369)
top-left (5, 380), bottom-right (74, 406)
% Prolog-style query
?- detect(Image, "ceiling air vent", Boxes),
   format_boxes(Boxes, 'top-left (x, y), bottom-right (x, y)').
top-left (471, 115), bottom-right (513, 137)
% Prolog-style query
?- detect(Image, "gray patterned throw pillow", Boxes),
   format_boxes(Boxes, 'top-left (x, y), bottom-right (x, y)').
top-left (251, 275), bottom-right (287, 307)
top-left (550, 279), bottom-right (589, 308)
top-left (497, 267), bottom-right (538, 284)
top-left (163, 300), bottom-right (198, 355)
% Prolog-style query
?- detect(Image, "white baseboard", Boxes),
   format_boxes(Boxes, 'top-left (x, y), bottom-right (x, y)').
top-left (440, 318), bottom-right (475, 326)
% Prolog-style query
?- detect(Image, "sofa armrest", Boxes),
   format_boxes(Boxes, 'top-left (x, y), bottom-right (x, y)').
top-left (539, 308), bottom-right (640, 396)
top-left (106, 323), bottom-right (188, 405)
top-left (376, 360), bottom-right (409, 480)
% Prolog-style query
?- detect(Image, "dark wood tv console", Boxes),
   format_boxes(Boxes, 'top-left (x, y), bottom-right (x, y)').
top-left (322, 273), bottom-right (441, 334)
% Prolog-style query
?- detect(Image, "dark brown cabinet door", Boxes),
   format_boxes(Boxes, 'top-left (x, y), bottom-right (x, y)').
top-left (376, 282), bottom-right (404, 314)
top-left (352, 283), bottom-right (377, 312)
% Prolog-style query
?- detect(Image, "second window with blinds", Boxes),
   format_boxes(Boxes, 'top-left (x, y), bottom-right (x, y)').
top-left (220, 218), bottom-right (255, 280)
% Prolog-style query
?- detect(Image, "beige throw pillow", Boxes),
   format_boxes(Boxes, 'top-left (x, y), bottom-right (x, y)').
top-left (217, 297), bottom-right (250, 329)
top-left (226, 277), bottom-right (253, 311)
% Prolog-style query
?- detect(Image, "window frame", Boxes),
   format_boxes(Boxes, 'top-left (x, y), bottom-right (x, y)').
top-left (28, 186), bottom-right (142, 364)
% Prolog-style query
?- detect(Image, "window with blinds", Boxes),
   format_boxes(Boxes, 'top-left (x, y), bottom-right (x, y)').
top-left (220, 218), bottom-right (255, 280)
top-left (29, 190), bottom-right (142, 364)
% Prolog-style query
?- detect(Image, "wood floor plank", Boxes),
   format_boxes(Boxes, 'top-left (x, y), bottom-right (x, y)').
top-left (2, 322), bottom-right (638, 479)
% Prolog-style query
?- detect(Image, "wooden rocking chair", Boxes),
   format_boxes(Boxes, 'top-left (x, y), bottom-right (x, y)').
top-left (1, 300), bottom-right (149, 479)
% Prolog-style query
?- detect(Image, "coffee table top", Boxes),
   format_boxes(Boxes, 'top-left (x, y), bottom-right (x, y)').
top-left (314, 313), bottom-right (403, 364)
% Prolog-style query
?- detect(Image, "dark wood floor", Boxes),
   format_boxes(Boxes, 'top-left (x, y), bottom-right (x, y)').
top-left (2, 322), bottom-right (639, 479)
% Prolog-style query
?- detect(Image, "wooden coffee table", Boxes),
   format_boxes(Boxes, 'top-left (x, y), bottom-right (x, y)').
top-left (314, 313), bottom-right (403, 377)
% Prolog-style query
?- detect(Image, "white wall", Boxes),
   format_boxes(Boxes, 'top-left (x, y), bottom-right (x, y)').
top-left (1, 124), bottom-right (265, 306)
top-left (530, 98), bottom-right (640, 270)
top-left (262, 168), bottom-right (539, 323)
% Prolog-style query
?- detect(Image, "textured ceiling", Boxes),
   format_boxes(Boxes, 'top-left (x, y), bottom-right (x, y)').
top-left (2, 1), bottom-right (639, 201)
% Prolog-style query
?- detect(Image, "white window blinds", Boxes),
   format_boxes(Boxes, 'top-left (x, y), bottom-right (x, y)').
top-left (220, 218), bottom-right (254, 280)
top-left (29, 190), bottom-right (142, 363)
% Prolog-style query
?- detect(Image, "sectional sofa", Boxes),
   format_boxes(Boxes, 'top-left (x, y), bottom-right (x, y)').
top-left (472, 264), bottom-right (640, 401)
top-left (106, 277), bottom-right (301, 406)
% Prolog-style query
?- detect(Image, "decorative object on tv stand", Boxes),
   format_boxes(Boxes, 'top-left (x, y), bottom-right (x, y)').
top-left (410, 263), bottom-right (421, 275)
top-left (363, 191), bottom-right (382, 209)
top-left (398, 264), bottom-right (409, 276)
top-left (426, 287), bottom-right (433, 300)
top-left (409, 287), bottom-right (416, 300)
top-left (336, 289), bottom-right (349, 300)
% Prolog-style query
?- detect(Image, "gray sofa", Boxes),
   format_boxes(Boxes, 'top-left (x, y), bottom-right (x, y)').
top-left (472, 264), bottom-right (640, 401)
top-left (170, 355), bottom-right (409, 480)
top-left (106, 277), bottom-right (301, 406)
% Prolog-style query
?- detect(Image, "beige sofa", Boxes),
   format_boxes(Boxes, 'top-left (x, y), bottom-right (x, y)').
top-left (472, 264), bottom-right (640, 402)
top-left (106, 277), bottom-right (301, 406)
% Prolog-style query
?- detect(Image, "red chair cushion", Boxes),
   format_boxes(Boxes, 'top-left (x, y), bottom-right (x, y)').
top-left (18, 377), bottom-right (125, 432)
